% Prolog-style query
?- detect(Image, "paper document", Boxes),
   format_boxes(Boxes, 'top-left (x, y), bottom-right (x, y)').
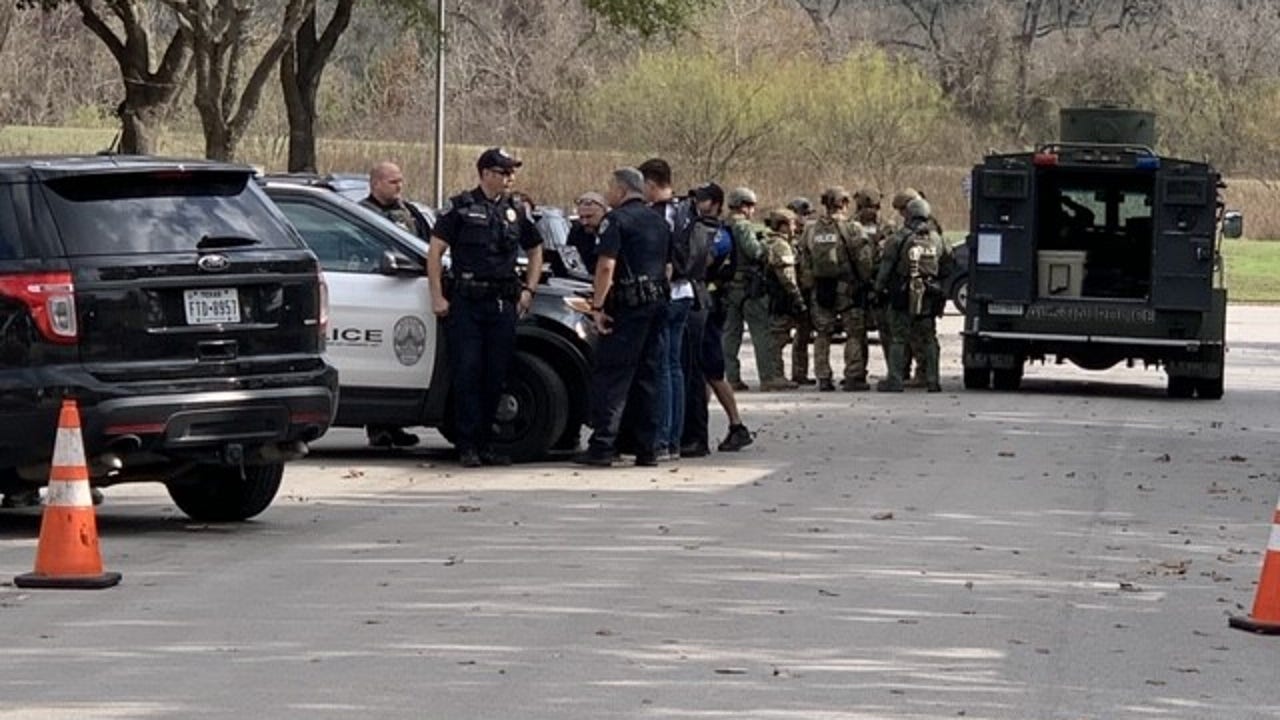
top-left (977, 232), bottom-right (1002, 265)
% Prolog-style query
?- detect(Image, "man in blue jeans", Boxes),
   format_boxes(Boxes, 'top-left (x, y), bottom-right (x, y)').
top-left (639, 158), bottom-right (694, 460)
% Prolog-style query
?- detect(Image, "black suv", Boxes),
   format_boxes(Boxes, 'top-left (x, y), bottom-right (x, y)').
top-left (0, 157), bottom-right (337, 520)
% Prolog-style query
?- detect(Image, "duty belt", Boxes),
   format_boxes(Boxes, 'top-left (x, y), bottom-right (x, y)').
top-left (451, 274), bottom-right (521, 301)
top-left (611, 275), bottom-right (668, 309)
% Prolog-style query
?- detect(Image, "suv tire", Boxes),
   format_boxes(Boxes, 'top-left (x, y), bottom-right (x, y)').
top-left (490, 351), bottom-right (569, 462)
top-left (167, 463), bottom-right (285, 522)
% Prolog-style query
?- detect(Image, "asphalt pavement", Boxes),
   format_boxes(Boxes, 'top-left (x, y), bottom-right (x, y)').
top-left (1, 307), bottom-right (1279, 719)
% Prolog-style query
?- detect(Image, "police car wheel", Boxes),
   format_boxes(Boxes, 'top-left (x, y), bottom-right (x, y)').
top-left (489, 352), bottom-right (569, 462)
top-left (166, 463), bottom-right (284, 522)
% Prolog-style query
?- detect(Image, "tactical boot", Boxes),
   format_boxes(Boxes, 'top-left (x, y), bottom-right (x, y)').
top-left (840, 379), bottom-right (871, 392)
top-left (459, 449), bottom-right (483, 468)
top-left (730, 380), bottom-right (750, 392)
top-left (760, 378), bottom-right (799, 392)
top-left (927, 383), bottom-right (943, 393)
top-left (480, 449), bottom-right (512, 466)
top-left (876, 380), bottom-right (904, 393)
top-left (718, 424), bottom-right (754, 452)
top-left (792, 376), bottom-right (817, 386)
top-left (818, 378), bottom-right (836, 392)
top-left (906, 373), bottom-right (929, 389)
top-left (572, 450), bottom-right (614, 467)
top-left (680, 442), bottom-right (710, 458)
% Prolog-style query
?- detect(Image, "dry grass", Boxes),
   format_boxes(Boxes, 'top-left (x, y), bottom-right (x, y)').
top-left (5, 125), bottom-right (1280, 240)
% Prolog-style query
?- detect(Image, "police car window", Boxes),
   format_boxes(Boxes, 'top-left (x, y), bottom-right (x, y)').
top-left (274, 199), bottom-right (386, 274)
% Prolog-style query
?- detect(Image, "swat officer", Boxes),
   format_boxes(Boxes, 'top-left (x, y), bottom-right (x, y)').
top-left (361, 161), bottom-right (434, 449)
top-left (574, 168), bottom-right (672, 467)
top-left (722, 187), bottom-right (787, 391)
top-left (428, 148), bottom-right (544, 467)
top-left (801, 187), bottom-right (874, 392)
top-left (874, 197), bottom-right (950, 393)
top-left (763, 208), bottom-right (808, 387)
top-left (785, 197), bottom-right (817, 385)
top-left (362, 161), bottom-right (432, 240)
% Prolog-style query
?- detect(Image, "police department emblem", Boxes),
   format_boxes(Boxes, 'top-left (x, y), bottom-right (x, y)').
top-left (505, 207), bottom-right (517, 223)
top-left (393, 316), bottom-right (428, 366)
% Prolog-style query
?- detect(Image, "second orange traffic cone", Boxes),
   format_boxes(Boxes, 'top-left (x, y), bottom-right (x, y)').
top-left (13, 399), bottom-right (121, 590)
top-left (1230, 493), bottom-right (1280, 634)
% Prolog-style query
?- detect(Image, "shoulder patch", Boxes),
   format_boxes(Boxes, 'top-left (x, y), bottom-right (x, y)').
top-left (597, 218), bottom-right (610, 235)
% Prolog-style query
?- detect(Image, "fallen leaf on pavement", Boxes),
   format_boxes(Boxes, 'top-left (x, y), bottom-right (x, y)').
top-left (872, 511), bottom-right (894, 521)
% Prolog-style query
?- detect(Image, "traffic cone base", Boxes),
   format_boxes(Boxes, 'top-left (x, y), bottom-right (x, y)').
top-left (1230, 504), bottom-right (1280, 635)
top-left (12, 400), bottom-right (120, 590)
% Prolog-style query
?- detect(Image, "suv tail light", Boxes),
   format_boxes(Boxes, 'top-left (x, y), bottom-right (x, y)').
top-left (0, 272), bottom-right (78, 345)
top-left (317, 272), bottom-right (329, 344)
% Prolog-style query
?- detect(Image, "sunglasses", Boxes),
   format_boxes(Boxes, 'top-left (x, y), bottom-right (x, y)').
top-left (486, 167), bottom-right (515, 177)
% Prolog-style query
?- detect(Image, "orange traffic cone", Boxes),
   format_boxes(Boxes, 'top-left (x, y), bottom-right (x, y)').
top-left (13, 399), bottom-right (120, 589)
top-left (1230, 493), bottom-right (1280, 634)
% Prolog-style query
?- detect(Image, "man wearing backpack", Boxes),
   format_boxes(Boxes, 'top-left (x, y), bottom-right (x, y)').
top-left (721, 187), bottom-right (790, 392)
top-left (874, 197), bottom-right (951, 393)
top-left (801, 187), bottom-right (874, 392)
top-left (763, 208), bottom-right (808, 386)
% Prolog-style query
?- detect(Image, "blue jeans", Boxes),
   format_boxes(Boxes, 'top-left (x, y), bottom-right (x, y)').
top-left (658, 297), bottom-right (692, 452)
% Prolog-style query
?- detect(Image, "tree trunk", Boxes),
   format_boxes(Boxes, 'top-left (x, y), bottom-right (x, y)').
top-left (118, 103), bottom-right (159, 155)
top-left (283, 2), bottom-right (354, 173)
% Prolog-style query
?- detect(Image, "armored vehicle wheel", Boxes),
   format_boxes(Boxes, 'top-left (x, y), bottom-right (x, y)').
top-left (1166, 376), bottom-right (1196, 399)
top-left (992, 366), bottom-right (1023, 392)
top-left (1196, 375), bottom-right (1224, 400)
top-left (963, 367), bottom-right (991, 390)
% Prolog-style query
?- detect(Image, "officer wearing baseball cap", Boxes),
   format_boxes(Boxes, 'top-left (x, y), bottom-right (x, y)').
top-left (428, 147), bottom-right (544, 467)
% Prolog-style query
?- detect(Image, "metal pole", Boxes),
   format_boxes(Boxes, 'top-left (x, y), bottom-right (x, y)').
top-left (432, 0), bottom-right (446, 209)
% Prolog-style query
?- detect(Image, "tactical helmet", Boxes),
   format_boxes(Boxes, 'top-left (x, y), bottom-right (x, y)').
top-left (853, 188), bottom-right (881, 211)
top-left (764, 207), bottom-right (797, 232)
top-left (820, 186), bottom-right (852, 210)
top-left (786, 197), bottom-right (814, 217)
top-left (905, 197), bottom-right (932, 221)
top-left (891, 188), bottom-right (921, 211)
top-left (727, 187), bottom-right (758, 209)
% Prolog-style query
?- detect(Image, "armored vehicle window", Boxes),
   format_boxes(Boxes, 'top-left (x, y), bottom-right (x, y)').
top-left (1163, 178), bottom-right (1206, 206)
top-left (982, 171), bottom-right (1028, 200)
top-left (1036, 168), bottom-right (1154, 300)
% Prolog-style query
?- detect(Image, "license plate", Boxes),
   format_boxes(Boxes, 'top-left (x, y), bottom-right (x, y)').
top-left (184, 288), bottom-right (241, 325)
top-left (988, 303), bottom-right (1024, 316)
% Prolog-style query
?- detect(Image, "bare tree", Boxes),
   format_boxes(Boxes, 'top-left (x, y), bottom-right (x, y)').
top-left (22, 0), bottom-right (191, 153)
top-left (281, 0), bottom-right (352, 172)
top-left (162, 0), bottom-right (314, 161)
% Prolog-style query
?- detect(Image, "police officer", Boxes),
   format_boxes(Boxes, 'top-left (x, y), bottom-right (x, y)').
top-left (801, 187), bottom-right (873, 392)
top-left (763, 208), bottom-right (808, 388)
top-left (786, 197), bottom-right (817, 385)
top-left (428, 148), bottom-right (544, 467)
top-left (722, 187), bottom-right (786, 391)
top-left (574, 168), bottom-right (672, 467)
top-left (875, 197), bottom-right (950, 393)
top-left (361, 161), bottom-right (434, 448)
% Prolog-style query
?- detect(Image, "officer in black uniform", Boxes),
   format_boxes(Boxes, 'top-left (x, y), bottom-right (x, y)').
top-left (574, 167), bottom-right (672, 467)
top-left (428, 148), bottom-right (544, 467)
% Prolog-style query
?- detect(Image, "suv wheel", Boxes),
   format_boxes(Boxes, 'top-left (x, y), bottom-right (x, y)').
top-left (167, 463), bottom-right (284, 522)
top-left (490, 352), bottom-right (569, 462)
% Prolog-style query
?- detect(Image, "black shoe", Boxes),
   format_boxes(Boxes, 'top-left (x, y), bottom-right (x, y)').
top-left (634, 454), bottom-right (659, 467)
top-left (926, 383), bottom-right (943, 393)
top-left (876, 380), bottom-right (904, 393)
top-left (572, 451), bottom-right (613, 467)
top-left (459, 449), bottom-right (482, 468)
top-left (680, 443), bottom-right (710, 458)
top-left (841, 379), bottom-right (871, 392)
top-left (718, 424), bottom-right (753, 452)
top-left (388, 428), bottom-right (420, 447)
top-left (730, 380), bottom-right (749, 392)
top-left (792, 377), bottom-right (817, 386)
top-left (480, 449), bottom-right (512, 466)
top-left (818, 378), bottom-right (836, 392)
top-left (367, 429), bottom-right (394, 448)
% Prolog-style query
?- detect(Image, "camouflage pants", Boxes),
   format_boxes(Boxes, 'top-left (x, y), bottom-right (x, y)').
top-left (813, 305), bottom-right (867, 382)
top-left (875, 305), bottom-right (916, 380)
top-left (769, 311), bottom-right (810, 382)
top-left (886, 310), bottom-right (938, 387)
top-left (723, 286), bottom-right (779, 384)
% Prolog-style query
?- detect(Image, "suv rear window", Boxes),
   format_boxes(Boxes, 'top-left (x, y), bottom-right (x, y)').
top-left (41, 171), bottom-right (298, 256)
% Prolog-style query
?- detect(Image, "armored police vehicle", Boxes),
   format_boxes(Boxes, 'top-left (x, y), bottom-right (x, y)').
top-left (962, 107), bottom-right (1241, 398)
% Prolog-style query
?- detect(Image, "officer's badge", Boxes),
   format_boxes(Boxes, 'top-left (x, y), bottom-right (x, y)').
top-left (505, 207), bottom-right (517, 223)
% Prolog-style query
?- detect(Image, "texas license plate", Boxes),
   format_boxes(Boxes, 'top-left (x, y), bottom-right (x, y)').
top-left (184, 288), bottom-right (241, 325)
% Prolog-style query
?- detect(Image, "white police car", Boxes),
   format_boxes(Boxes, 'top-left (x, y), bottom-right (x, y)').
top-left (261, 179), bottom-right (593, 460)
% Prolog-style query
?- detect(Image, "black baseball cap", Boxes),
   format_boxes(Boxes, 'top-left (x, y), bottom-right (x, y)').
top-left (476, 147), bottom-right (523, 172)
top-left (689, 182), bottom-right (724, 205)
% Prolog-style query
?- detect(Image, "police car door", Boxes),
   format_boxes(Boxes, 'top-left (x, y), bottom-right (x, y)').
top-left (272, 193), bottom-right (437, 396)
